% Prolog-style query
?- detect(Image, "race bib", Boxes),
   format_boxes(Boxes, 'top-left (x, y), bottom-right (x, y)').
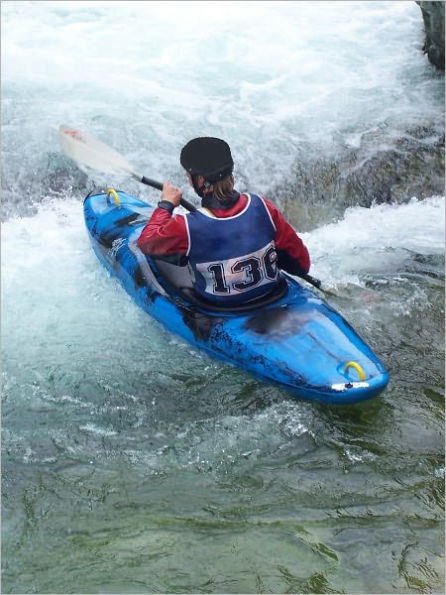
top-left (195, 242), bottom-right (278, 296)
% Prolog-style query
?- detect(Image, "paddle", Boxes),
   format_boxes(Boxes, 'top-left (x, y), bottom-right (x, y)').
top-left (58, 125), bottom-right (196, 212)
top-left (59, 124), bottom-right (322, 291)
top-left (301, 273), bottom-right (321, 289)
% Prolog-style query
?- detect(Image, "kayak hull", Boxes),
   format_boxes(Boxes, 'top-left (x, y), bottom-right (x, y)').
top-left (84, 190), bottom-right (389, 405)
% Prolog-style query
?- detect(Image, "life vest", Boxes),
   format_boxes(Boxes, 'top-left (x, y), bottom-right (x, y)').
top-left (185, 193), bottom-right (279, 305)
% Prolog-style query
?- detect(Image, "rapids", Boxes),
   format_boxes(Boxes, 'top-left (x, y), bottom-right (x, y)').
top-left (2, 2), bottom-right (444, 593)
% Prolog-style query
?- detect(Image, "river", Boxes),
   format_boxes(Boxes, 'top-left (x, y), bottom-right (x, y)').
top-left (2, 1), bottom-right (444, 593)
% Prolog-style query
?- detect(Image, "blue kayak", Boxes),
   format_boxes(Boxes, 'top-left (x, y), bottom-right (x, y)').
top-left (84, 189), bottom-right (389, 405)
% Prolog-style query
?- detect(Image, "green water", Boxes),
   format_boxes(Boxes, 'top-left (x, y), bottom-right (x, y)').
top-left (2, 230), bottom-right (444, 593)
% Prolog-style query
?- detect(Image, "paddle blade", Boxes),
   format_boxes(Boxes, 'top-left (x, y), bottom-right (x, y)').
top-left (59, 125), bottom-right (141, 180)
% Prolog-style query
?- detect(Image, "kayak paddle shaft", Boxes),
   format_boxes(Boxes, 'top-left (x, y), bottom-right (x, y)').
top-left (140, 175), bottom-right (196, 212)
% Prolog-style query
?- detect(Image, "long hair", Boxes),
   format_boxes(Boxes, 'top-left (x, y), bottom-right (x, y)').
top-left (209, 174), bottom-right (235, 202)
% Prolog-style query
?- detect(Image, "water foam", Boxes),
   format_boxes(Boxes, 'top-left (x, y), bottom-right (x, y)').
top-left (2, 1), bottom-right (443, 199)
top-left (305, 195), bottom-right (445, 283)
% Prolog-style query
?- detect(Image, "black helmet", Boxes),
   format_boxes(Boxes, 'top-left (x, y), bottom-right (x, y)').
top-left (180, 137), bottom-right (233, 183)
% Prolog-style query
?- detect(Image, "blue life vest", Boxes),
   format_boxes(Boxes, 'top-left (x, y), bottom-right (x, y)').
top-left (185, 193), bottom-right (279, 305)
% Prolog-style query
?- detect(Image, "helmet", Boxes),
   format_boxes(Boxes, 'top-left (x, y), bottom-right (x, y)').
top-left (180, 137), bottom-right (233, 183)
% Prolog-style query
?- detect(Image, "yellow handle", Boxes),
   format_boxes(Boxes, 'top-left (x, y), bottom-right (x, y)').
top-left (344, 361), bottom-right (366, 381)
top-left (106, 188), bottom-right (121, 207)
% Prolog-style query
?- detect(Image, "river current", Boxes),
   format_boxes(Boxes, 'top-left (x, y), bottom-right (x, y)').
top-left (2, 2), bottom-right (444, 593)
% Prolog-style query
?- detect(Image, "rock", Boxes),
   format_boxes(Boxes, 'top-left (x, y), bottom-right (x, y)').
top-left (273, 125), bottom-right (445, 230)
top-left (416, 1), bottom-right (445, 71)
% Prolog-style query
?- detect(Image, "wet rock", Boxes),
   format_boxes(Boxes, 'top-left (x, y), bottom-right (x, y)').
top-left (273, 126), bottom-right (445, 230)
top-left (417, 1), bottom-right (445, 71)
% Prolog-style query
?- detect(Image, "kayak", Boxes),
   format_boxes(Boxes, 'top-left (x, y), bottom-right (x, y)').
top-left (84, 189), bottom-right (389, 405)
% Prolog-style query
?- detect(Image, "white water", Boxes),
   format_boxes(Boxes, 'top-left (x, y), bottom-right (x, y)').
top-left (308, 195), bottom-right (445, 283)
top-left (2, 2), bottom-right (444, 593)
top-left (3, 190), bottom-right (443, 358)
top-left (2, 1), bottom-right (443, 195)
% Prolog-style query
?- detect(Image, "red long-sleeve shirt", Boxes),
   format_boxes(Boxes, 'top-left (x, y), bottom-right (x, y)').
top-left (137, 193), bottom-right (310, 276)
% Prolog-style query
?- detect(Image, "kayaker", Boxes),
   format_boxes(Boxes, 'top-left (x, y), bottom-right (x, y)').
top-left (137, 137), bottom-right (310, 306)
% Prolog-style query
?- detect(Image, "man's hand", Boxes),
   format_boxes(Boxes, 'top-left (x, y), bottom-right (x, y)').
top-left (162, 182), bottom-right (183, 207)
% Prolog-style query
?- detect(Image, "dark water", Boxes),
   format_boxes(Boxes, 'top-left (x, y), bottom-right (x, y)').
top-left (2, 1), bottom-right (444, 593)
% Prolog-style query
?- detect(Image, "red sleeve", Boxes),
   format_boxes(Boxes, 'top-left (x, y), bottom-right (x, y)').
top-left (137, 207), bottom-right (189, 256)
top-left (263, 197), bottom-right (310, 275)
